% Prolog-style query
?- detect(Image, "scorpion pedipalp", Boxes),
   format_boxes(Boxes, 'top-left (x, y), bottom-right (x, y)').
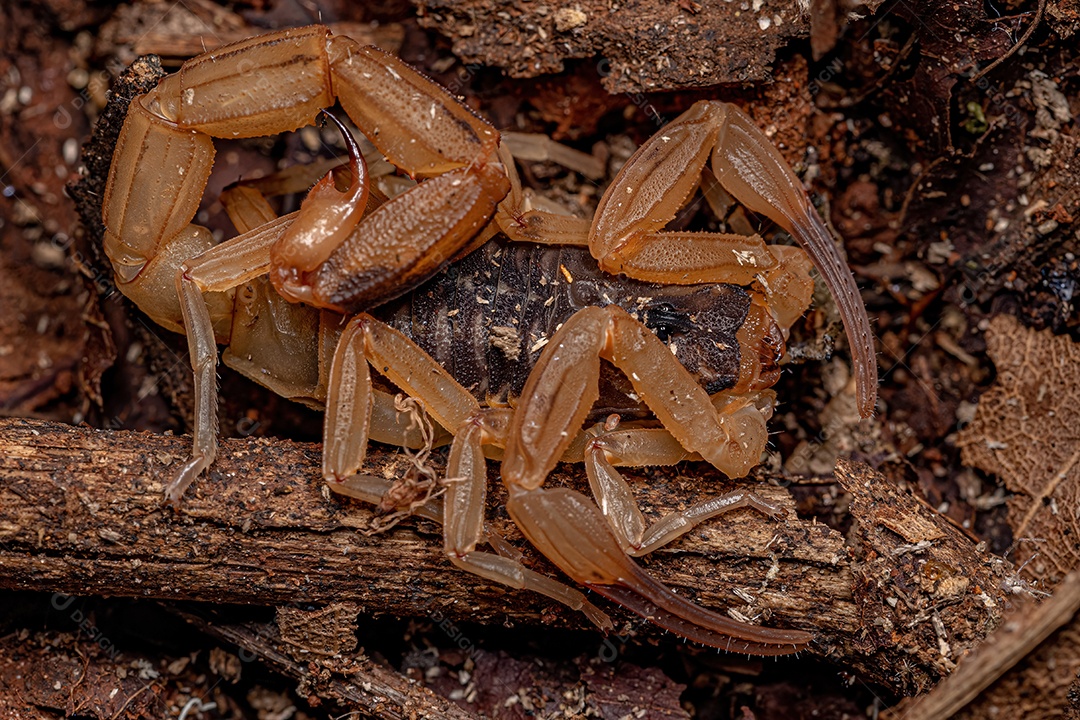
top-left (587, 101), bottom-right (877, 418)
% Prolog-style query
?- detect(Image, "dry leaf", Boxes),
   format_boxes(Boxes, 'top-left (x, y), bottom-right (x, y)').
top-left (958, 314), bottom-right (1080, 583)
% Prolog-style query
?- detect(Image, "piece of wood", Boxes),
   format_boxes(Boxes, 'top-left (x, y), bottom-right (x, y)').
top-left (0, 417), bottom-right (844, 628)
top-left (0, 418), bottom-right (1006, 692)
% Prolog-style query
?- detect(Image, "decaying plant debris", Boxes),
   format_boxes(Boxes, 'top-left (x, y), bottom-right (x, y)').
top-left (959, 315), bottom-right (1080, 584)
top-left (3, 0), bottom-right (1080, 717)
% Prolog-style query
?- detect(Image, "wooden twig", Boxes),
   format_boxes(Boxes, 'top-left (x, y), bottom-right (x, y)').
top-left (0, 418), bottom-right (1008, 693)
top-left (0, 418), bottom-right (845, 629)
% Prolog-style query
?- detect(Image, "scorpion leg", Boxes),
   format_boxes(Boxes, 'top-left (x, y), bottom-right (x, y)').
top-left (333, 475), bottom-right (521, 561)
top-left (492, 142), bottom-right (594, 246)
top-left (321, 314), bottom-right (483, 482)
top-left (170, 218), bottom-right (323, 500)
top-left (504, 305), bottom-right (770, 482)
top-left (166, 145), bottom-right (429, 501)
top-left (323, 315), bottom-right (611, 627)
top-left (168, 198), bottom-right (301, 502)
top-left (500, 305), bottom-right (811, 653)
top-left (442, 416), bottom-right (612, 629)
top-left (582, 413), bottom-right (787, 556)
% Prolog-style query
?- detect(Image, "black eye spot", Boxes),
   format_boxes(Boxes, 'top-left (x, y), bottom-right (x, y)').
top-left (643, 303), bottom-right (693, 342)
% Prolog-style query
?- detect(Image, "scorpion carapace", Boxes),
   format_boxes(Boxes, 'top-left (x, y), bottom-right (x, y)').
top-left (93, 24), bottom-right (874, 656)
top-left (380, 237), bottom-right (779, 410)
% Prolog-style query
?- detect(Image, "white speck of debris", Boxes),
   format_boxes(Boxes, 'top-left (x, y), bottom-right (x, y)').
top-left (446, 309), bottom-right (460, 317)
top-left (758, 15), bottom-right (772, 30)
top-left (63, 138), bottom-right (78, 165)
top-left (387, 66), bottom-right (401, 81)
top-left (476, 295), bottom-right (490, 305)
top-left (733, 249), bottom-right (758, 266)
top-left (183, 88), bottom-right (195, 105)
top-left (178, 699), bottom-right (218, 720)
top-left (490, 326), bottom-right (521, 360)
top-left (661, 135), bottom-right (670, 142)
top-left (531, 337), bottom-right (550, 352)
top-left (134, 659), bottom-right (159, 680)
top-left (733, 587), bottom-right (757, 603)
top-left (559, 264), bottom-right (574, 283)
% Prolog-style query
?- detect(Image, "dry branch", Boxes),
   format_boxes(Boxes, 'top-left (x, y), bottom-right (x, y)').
top-left (0, 418), bottom-right (1009, 692)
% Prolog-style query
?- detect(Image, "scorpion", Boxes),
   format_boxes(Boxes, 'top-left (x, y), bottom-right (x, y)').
top-left (100, 25), bottom-right (877, 655)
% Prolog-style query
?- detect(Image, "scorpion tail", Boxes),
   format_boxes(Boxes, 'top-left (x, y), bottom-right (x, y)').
top-left (586, 567), bottom-right (813, 656)
top-left (507, 486), bottom-right (813, 656)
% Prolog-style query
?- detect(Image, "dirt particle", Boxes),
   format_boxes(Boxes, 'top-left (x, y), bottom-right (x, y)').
top-left (554, 7), bottom-right (587, 32)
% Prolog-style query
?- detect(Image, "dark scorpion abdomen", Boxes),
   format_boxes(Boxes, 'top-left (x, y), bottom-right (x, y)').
top-left (379, 238), bottom-right (754, 411)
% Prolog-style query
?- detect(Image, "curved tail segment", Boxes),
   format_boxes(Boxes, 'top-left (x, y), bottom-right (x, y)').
top-left (507, 486), bottom-right (813, 656)
top-left (589, 581), bottom-right (812, 656)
